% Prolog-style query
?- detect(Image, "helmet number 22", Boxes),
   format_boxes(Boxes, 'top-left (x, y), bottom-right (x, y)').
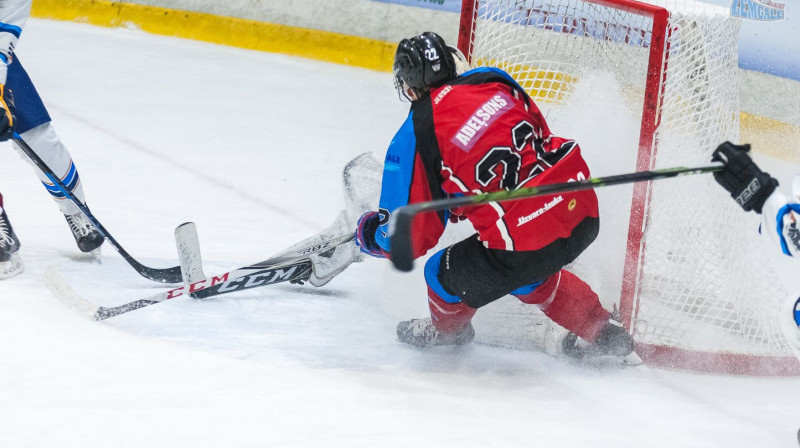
top-left (424, 48), bottom-right (438, 61)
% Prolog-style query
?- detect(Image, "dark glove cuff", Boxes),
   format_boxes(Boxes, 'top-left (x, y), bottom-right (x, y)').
top-left (355, 211), bottom-right (388, 258)
top-left (734, 174), bottom-right (778, 214)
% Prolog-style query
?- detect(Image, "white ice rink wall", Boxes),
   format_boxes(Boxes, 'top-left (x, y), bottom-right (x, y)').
top-left (31, 0), bottom-right (460, 72)
top-left (31, 0), bottom-right (800, 158)
top-left (121, 0), bottom-right (463, 44)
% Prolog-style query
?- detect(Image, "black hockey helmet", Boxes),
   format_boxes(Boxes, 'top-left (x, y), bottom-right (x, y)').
top-left (393, 32), bottom-right (459, 100)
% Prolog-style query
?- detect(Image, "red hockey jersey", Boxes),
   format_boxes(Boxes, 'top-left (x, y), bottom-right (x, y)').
top-left (374, 67), bottom-right (599, 257)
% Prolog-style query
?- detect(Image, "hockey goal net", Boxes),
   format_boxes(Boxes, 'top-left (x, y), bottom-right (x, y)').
top-left (459, 0), bottom-right (800, 375)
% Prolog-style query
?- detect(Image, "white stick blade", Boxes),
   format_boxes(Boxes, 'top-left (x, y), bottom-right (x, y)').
top-left (44, 266), bottom-right (100, 319)
top-left (175, 221), bottom-right (206, 285)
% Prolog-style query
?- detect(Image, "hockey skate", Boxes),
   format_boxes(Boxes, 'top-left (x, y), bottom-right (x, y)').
top-left (396, 317), bottom-right (475, 348)
top-left (559, 321), bottom-right (641, 366)
top-left (64, 212), bottom-right (104, 254)
top-left (0, 208), bottom-right (23, 279)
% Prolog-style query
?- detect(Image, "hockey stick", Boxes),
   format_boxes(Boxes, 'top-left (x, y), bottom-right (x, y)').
top-left (93, 231), bottom-right (355, 320)
top-left (13, 133), bottom-right (183, 283)
top-left (46, 228), bottom-right (355, 320)
top-left (93, 260), bottom-right (313, 320)
top-left (389, 162), bottom-right (725, 272)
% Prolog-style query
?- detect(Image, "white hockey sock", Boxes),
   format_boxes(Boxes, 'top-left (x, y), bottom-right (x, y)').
top-left (14, 122), bottom-right (86, 216)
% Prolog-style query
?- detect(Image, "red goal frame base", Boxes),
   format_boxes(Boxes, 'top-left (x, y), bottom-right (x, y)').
top-left (635, 343), bottom-right (800, 376)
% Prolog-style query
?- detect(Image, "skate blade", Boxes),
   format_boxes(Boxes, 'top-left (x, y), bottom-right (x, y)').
top-left (579, 351), bottom-right (644, 369)
top-left (89, 247), bottom-right (102, 263)
top-left (0, 253), bottom-right (24, 279)
top-left (76, 247), bottom-right (102, 264)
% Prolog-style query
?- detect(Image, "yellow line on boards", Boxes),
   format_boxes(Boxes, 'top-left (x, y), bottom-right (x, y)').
top-left (741, 112), bottom-right (800, 163)
top-left (31, 0), bottom-right (396, 72)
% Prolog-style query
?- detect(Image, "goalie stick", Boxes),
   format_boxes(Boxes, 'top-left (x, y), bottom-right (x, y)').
top-left (389, 162), bottom-right (725, 272)
top-left (13, 133), bottom-right (183, 284)
top-left (96, 260), bottom-right (313, 320)
top-left (46, 224), bottom-right (355, 320)
top-left (46, 150), bottom-right (375, 319)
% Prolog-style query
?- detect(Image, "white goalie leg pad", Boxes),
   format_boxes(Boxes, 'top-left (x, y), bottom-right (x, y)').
top-left (0, 252), bottom-right (24, 279)
top-left (308, 211), bottom-right (362, 287)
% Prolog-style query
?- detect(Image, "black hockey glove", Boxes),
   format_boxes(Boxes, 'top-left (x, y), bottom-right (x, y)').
top-left (711, 142), bottom-right (778, 214)
top-left (0, 84), bottom-right (14, 142)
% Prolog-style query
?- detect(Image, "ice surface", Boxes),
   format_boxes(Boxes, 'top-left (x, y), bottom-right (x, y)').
top-left (0, 19), bottom-right (798, 448)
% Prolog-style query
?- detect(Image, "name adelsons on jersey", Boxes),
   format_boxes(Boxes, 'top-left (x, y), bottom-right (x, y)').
top-left (451, 91), bottom-right (513, 152)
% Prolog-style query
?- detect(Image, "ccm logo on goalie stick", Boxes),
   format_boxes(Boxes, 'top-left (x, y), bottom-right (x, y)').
top-left (216, 266), bottom-right (300, 293)
top-left (163, 265), bottom-right (307, 300)
top-left (165, 273), bottom-right (231, 299)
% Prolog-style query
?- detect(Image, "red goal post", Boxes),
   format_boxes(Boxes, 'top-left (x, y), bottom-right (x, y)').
top-left (457, 0), bottom-right (800, 375)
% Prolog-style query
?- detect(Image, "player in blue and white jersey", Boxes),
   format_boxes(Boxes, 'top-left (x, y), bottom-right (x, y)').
top-left (712, 141), bottom-right (800, 360)
top-left (0, 0), bottom-right (104, 278)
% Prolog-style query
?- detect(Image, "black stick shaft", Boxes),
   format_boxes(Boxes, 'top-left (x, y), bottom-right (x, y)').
top-left (13, 133), bottom-right (182, 283)
top-left (389, 163), bottom-right (725, 272)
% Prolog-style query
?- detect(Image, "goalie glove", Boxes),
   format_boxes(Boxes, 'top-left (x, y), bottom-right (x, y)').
top-left (355, 211), bottom-right (388, 258)
top-left (308, 240), bottom-right (362, 287)
top-left (711, 142), bottom-right (778, 214)
top-left (0, 85), bottom-right (13, 141)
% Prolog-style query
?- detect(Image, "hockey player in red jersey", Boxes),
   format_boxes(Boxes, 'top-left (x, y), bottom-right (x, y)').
top-left (355, 32), bottom-right (634, 358)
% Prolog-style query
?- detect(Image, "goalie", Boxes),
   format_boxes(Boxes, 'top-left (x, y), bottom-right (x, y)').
top-left (349, 32), bottom-right (634, 359)
top-left (711, 142), bottom-right (800, 360)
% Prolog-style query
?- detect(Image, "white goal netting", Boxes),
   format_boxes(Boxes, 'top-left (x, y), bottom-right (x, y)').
top-left (461, 0), bottom-right (796, 373)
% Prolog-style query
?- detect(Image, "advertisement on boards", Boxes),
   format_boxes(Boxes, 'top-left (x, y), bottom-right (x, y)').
top-left (367, 0), bottom-right (462, 13)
